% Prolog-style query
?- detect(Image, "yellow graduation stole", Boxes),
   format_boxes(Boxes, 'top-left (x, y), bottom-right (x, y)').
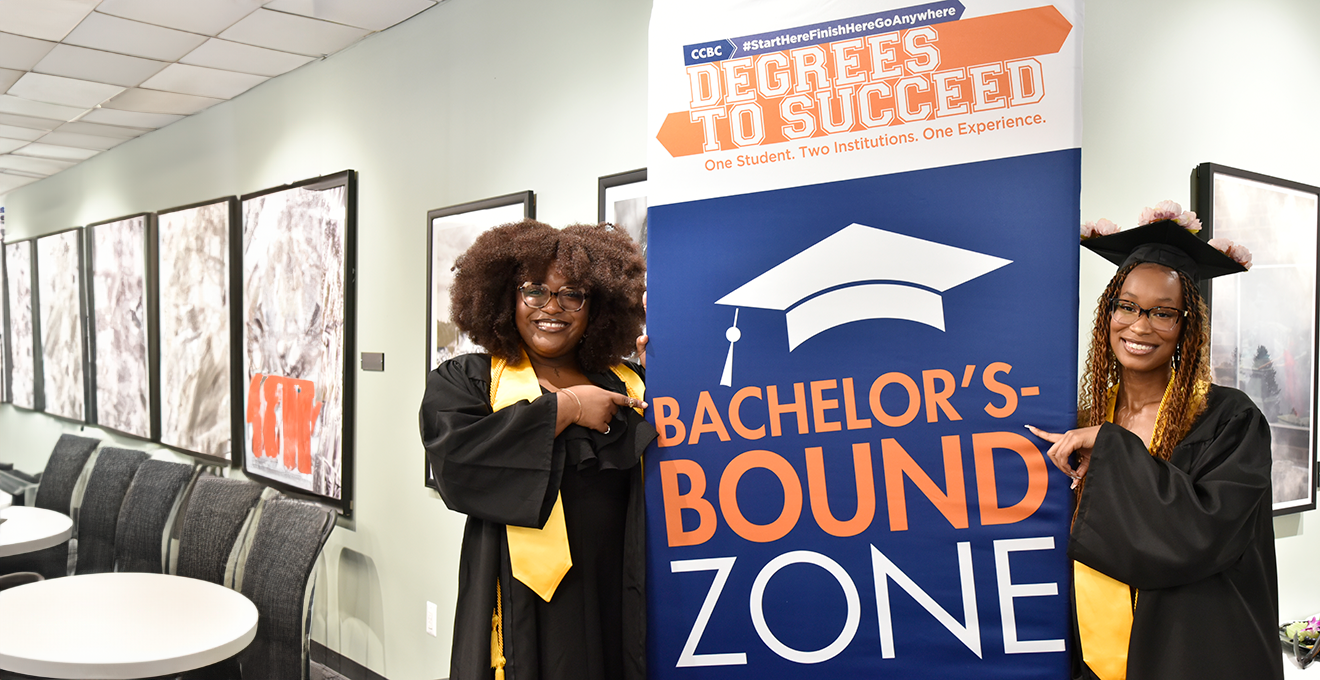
top-left (1074, 376), bottom-right (1206, 680)
top-left (489, 351), bottom-right (645, 602)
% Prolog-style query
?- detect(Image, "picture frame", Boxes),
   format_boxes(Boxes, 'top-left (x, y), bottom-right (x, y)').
top-left (155, 197), bottom-right (240, 464)
top-left (1194, 162), bottom-right (1320, 515)
top-left (424, 190), bottom-right (534, 489)
top-left (1, 235), bottom-right (7, 404)
top-left (86, 213), bottom-right (155, 441)
top-left (598, 168), bottom-right (647, 258)
top-left (4, 239), bottom-right (37, 408)
top-left (240, 171), bottom-right (356, 515)
top-left (33, 228), bottom-right (89, 423)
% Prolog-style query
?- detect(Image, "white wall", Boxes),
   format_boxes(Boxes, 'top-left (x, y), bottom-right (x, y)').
top-left (3, 1), bottom-right (651, 678)
top-left (4, 0), bottom-right (1320, 677)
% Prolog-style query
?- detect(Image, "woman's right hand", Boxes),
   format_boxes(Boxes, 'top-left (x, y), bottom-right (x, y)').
top-left (562, 384), bottom-right (648, 434)
top-left (1026, 424), bottom-right (1099, 488)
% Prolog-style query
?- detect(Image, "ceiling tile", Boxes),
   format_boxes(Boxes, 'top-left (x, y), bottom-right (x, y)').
top-left (0, 67), bottom-right (22, 91)
top-left (140, 63), bottom-right (268, 100)
top-left (0, 138), bottom-right (27, 153)
top-left (0, 32), bottom-right (58, 71)
top-left (0, 172), bottom-right (40, 193)
top-left (0, 111), bottom-right (63, 130)
top-left (79, 106), bottom-right (180, 128)
top-left (262, 0), bottom-right (435, 31)
top-left (55, 120), bottom-right (147, 139)
top-left (12, 142), bottom-right (100, 160)
top-left (0, 0), bottom-right (100, 42)
top-left (0, 94), bottom-right (86, 121)
top-left (219, 9), bottom-right (369, 57)
top-left (0, 154), bottom-right (74, 176)
top-left (0, 123), bottom-right (45, 141)
top-left (35, 131), bottom-right (125, 150)
top-left (64, 12), bottom-right (209, 61)
top-left (96, 0), bottom-right (266, 36)
top-left (33, 44), bottom-right (169, 87)
top-left (8, 72), bottom-right (124, 108)
top-left (102, 88), bottom-right (222, 115)
top-left (180, 38), bottom-right (314, 77)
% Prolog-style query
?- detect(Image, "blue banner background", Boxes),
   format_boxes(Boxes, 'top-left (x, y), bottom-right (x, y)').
top-left (645, 149), bottom-right (1080, 679)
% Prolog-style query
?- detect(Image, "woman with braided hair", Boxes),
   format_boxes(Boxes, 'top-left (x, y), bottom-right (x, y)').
top-left (1028, 204), bottom-right (1282, 680)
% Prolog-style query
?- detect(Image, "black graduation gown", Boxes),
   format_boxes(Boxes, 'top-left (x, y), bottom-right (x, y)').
top-left (1069, 384), bottom-right (1283, 680)
top-left (420, 353), bottom-right (657, 680)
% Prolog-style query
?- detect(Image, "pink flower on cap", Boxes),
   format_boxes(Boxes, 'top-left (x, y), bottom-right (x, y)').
top-left (1081, 218), bottom-right (1119, 239)
top-left (1208, 238), bottom-right (1253, 270)
top-left (1139, 200), bottom-right (1202, 233)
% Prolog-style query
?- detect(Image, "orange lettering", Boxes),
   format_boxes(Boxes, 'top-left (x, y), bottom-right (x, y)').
top-left (766, 383), bottom-right (809, 436)
top-left (982, 362), bottom-right (1018, 418)
top-left (810, 379), bottom-right (842, 433)
top-left (688, 391), bottom-right (732, 445)
top-left (653, 397), bottom-right (686, 447)
top-left (922, 369), bottom-right (962, 422)
top-left (882, 436), bottom-right (968, 531)
top-left (729, 386), bottom-right (766, 440)
top-left (660, 459), bottom-right (717, 547)
top-left (869, 372), bottom-right (920, 427)
top-left (719, 450), bottom-right (802, 542)
top-left (973, 431), bottom-right (1048, 525)
top-left (806, 443), bottom-right (876, 537)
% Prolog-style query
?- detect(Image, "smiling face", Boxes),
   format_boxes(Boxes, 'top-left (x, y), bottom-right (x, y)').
top-left (515, 262), bottom-right (590, 364)
top-left (1109, 263), bottom-right (1184, 376)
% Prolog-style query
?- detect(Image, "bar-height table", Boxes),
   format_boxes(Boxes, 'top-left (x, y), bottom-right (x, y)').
top-left (0, 505), bottom-right (73, 558)
top-left (0, 572), bottom-right (258, 679)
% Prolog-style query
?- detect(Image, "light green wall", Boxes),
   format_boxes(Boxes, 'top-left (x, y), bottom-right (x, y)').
top-left (4, 1), bottom-right (1320, 678)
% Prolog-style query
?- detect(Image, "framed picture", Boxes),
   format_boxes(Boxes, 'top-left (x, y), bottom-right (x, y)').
top-left (240, 171), bottom-right (356, 515)
top-left (424, 190), bottom-right (534, 488)
top-left (34, 228), bottom-right (88, 423)
top-left (155, 197), bottom-right (239, 464)
top-left (86, 214), bottom-right (154, 440)
top-left (4, 240), bottom-right (36, 409)
top-left (598, 168), bottom-right (647, 257)
top-left (1, 237), bottom-right (7, 404)
top-left (1195, 163), bottom-right (1320, 515)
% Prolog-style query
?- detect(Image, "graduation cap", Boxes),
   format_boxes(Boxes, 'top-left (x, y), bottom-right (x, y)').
top-left (1082, 219), bottom-right (1247, 280)
top-left (714, 223), bottom-right (1012, 386)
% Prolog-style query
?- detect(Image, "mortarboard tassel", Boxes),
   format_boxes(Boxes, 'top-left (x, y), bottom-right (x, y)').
top-left (720, 308), bottom-right (740, 387)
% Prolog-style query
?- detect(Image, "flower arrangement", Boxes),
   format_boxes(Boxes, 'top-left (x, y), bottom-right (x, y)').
top-left (1281, 615), bottom-right (1320, 667)
top-left (1208, 238), bottom-right (1253, 270)
top-left (1079, 200), bottom-right (1254, 270)
top-left (1080, 218), bottom-right (1118, 240)
top-left (1138, 199), bottom-right (1202, 232)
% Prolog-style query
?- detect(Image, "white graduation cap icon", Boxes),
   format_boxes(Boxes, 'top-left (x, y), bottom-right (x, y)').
top-left (715, 223), bottom-right (1011, 386)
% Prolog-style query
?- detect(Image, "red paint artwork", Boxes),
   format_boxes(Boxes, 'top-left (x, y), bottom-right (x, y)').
top-left (246, 373), bottom-right (323, 474)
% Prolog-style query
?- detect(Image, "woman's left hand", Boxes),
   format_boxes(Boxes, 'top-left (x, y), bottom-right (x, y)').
top-left (1026, 424), bottom-right (1100, 487)
top-left (636, 291), bottom-right (647, 368)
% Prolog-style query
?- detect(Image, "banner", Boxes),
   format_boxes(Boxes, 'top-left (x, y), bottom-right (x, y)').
top-left (645, 1), bottom-right (1081, 678)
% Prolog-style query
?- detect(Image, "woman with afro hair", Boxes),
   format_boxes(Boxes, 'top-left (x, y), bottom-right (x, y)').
top-left (1029, 205), bottom-right (1280, 680)
top-left (420, 219), bottom-right (654, 680)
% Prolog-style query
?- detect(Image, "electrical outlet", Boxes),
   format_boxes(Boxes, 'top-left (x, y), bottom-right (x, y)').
top-left (426, 601), bottom-right (437, 637)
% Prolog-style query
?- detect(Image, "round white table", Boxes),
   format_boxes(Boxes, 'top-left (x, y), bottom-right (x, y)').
top-left (0, 572), bottom-right (259, 679)
top-left (0, 505), bottom-right (73, 557)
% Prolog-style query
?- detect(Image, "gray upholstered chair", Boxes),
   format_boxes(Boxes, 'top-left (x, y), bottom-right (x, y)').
top-left (72, 448), bottom-right (150, 575)
top-left (114, 460), bottom-right (195, 573)
top-left (237, 497), bottom-right (336, 680)
top-left (0, 434), bottom-right (100, 578)
top-left (176, 476), bottom-right (265, 586)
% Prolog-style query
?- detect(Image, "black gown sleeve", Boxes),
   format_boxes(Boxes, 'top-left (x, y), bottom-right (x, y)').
top-left (420, 354), bottom-right (562, 529)
top-left (1070, 397), bottom-right (1273, 590)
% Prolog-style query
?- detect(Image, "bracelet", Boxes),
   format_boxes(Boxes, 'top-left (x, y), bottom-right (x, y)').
top-left (561, 388), bottom-right (583, 424)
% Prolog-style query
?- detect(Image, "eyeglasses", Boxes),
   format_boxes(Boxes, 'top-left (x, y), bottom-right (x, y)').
top-left (518, 283), bottom-right (589, 312)
top-left (1110, 299), bottom-right (1186, 332)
